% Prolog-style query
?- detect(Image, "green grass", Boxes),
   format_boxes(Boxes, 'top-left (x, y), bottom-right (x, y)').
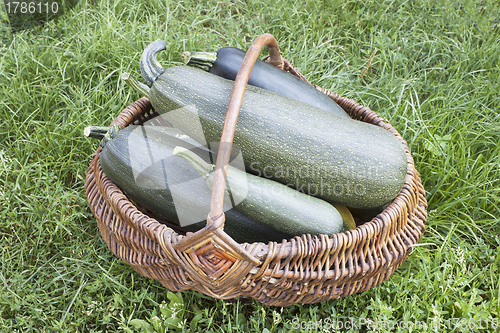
top-left (1, 0), bottom-right (499, 331)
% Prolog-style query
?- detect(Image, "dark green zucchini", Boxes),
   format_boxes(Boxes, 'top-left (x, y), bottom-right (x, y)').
top-left (173, 146), bottom-right (349, 236)
top-left (129, 41), bottom-right (408, 209)
top-left (86, 124), bottom-right (290, 243)
top-left (182, 47), bottom-right (350, 118)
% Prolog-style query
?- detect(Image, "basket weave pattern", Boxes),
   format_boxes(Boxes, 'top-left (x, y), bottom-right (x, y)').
top-left (85, 61), bottom-right (427, 307)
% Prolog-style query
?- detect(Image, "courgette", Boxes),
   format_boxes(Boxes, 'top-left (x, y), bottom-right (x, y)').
top-left (173, 146), bottom-right (350, 236)
top-left (129, 40), bottom-right (408, 209)
top-left (182, 47), bottom-right (350, 118)
top-left (86, 124), bottom-right (290, 243)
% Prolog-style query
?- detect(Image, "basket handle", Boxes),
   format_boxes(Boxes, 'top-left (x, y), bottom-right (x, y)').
top-left (209, 33), bottom-right (282, 224)
top-left (173, 34), bottom-right (283, 261)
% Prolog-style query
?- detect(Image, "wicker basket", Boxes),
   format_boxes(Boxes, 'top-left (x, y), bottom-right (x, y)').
top-left (84, 34), bottom-right (427, 307)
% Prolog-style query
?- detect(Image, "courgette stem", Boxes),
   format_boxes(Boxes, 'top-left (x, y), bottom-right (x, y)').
top-left (139, 40), bottom-right (166, 86)
top-left (122, 72), bottom-right (150, 97)
top-left (181, 51), bottom-right (217, 71)
top-left (84, 126), bottom-right (110, 140)
top-left (173, 146), bottom-right (214, 181)
top-left (84, 124), bottom-right (121, 147)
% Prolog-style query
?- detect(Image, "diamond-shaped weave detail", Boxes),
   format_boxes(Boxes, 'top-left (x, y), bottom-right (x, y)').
top-left (174, 225), bottom-right (261, 290)
top-left (189, 242), bottom-right (237, 280)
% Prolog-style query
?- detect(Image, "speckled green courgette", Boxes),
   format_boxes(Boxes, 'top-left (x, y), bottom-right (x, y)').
top-left (173, 146), bottom-right (351, 236)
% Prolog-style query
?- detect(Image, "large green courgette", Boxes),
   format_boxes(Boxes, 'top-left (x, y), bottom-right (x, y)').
top-left (86, 124), bottom-right (290, 243)
top-left (130, 40), bottom-right (408, 209)
top-left (182, 47), bottom-right (350, 118)
top-left (173, 146), bottom-right (349, 236)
